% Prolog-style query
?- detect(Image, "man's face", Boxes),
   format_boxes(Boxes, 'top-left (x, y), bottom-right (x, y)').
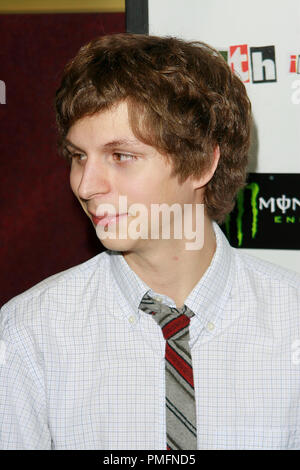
top-left (66, 100), bottom-right (202, 254)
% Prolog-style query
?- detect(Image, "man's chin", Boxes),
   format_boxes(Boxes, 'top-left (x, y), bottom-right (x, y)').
top-left (95, 218), bottom-right (149, 251)
top-left (96, 233), bottom-right (143, 252)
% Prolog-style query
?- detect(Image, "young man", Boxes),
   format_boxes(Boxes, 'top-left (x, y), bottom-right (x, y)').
top-left (0, 34), bottom-right (299, 450)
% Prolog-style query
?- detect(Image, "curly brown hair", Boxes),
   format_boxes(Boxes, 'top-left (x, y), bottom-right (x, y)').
top-left (55, 33), bottom-right (252, 224)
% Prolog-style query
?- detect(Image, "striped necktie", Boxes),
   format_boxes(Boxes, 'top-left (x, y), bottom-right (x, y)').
top-left (138, 292), bottom-right (197, 450)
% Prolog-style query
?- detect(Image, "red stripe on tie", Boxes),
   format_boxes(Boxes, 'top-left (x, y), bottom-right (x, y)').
top-left (166, 342), bottom-right (194, 388)
top-left (162, 314), bottom-right (190, 340)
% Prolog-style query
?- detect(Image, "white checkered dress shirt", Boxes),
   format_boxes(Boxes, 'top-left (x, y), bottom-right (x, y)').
top-left (1, 222), bottom-right (300, 449)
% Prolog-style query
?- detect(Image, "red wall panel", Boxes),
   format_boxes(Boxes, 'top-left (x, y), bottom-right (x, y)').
top-left (0, 13), bottom-right (125, 306)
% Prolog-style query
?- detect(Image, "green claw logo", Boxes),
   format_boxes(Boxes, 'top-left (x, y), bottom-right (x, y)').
top-left (225, 182), bottom-right (260, 247)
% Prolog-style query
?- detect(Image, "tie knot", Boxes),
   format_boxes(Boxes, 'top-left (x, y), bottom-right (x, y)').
top-left (138, 292), bottom-right (194, 341)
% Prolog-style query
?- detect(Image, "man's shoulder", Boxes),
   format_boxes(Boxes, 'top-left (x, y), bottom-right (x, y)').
top-left (229, 249), bottom-right (300, 340)
top-left (1, 250), bottom-right (110, 329)
top-left (233, 248), bottom-right (300, 294)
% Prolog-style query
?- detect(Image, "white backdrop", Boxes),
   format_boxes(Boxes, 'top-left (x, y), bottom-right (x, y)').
top-left (149, 0), bottom-right (300, 273)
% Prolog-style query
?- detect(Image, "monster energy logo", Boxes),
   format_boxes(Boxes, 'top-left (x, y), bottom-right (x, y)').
top-left (225, 182), bottom-right (259, 247)
top-left (225, 183), bottom-right (300, 247)
top-left (259, 195), bottom-right (300, 213)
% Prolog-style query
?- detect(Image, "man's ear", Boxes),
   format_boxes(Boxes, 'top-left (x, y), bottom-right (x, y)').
top-left (192, 145), bottom-right (220, 189)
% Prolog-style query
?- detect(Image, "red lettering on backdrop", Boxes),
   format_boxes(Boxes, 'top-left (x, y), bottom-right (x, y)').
top-left (229, 44), bottom-right (250, 83)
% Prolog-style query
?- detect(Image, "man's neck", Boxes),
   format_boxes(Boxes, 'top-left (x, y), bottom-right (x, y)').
top-left (122, 217), bottom-right (217, 309)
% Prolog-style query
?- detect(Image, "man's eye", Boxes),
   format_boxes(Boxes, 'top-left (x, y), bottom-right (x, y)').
top-left (69, 152), bottom-right (86, 161)
top-left (113, 153), bottom-right (135, 162)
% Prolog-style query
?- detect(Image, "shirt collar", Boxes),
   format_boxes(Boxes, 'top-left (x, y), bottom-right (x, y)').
top-left (109, 221), bottom-right (234, 328)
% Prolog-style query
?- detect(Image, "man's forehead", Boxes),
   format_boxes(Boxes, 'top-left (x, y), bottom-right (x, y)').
top-left (63, 100), bottom-right (157, 153)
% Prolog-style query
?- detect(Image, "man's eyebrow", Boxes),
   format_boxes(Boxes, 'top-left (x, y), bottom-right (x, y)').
top-left (63, 139), bottom-right (85, 152)
top-left (102, 139), bottom-right (143, 150)
top-left (63, 138), bottom-right (143, 152)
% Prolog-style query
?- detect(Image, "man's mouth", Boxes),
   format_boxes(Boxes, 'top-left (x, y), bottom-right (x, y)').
top-left (91, 213), bottom-right (128, 226)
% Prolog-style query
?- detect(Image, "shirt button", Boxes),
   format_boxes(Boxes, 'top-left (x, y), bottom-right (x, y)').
top-left (129, 316), bottom-right (136, 324)
top-left (206, 322), bottom-right (215, 331)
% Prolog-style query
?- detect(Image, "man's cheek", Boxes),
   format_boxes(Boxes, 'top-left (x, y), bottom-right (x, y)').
top-left (69, 173), bottom-right (79, 195)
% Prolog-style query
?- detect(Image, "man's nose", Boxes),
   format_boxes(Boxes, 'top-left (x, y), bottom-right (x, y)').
top-left (76, 160), bottom-right (111, 200)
